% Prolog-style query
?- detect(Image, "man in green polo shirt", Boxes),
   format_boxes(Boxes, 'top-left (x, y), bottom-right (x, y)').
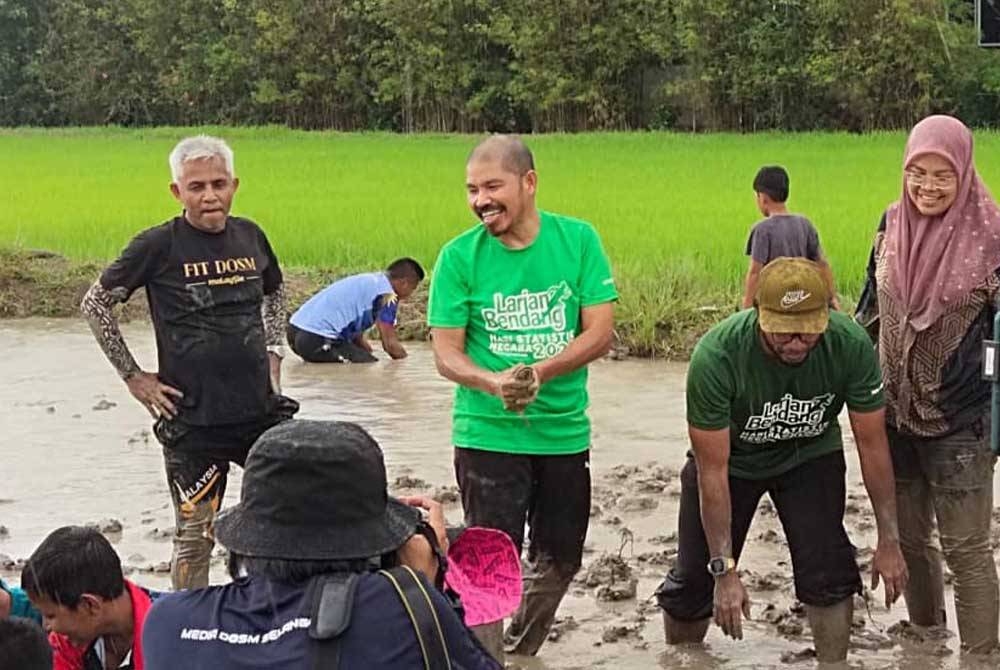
top-left (428, 135), bottom-right (617, 659)
top-left (656, 257), bottom-right (908, 664)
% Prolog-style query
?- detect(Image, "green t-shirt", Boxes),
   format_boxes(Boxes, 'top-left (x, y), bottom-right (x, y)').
top-left (686, 309), bottom-right (885, 479)
top-left (428, 210), bottom-right (618, 454)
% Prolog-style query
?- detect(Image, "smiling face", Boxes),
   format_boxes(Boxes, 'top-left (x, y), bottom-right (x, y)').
top-left (29, 594), bottom-right (102, 645)
top-left (170, 156), bottom-right (239, 233)
top-left (465, 158), bottom-right (537, 238)
top-left (905, 153), bottom-right (959, 217)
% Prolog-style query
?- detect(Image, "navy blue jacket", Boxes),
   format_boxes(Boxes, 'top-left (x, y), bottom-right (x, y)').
top-left (142, 573), bottom-right (500, 669)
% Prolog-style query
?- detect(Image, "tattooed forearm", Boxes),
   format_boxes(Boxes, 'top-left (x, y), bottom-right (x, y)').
top-left (80, 281), bottom-right (142, 380)
top-left (262, 283), bottom-right (287, 347)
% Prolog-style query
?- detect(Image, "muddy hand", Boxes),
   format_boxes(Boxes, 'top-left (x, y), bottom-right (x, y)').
top-left (126, 371), bottom-right (184, 419)
top-left (871, 538), bottom-right (908, 609)
top-left (499, 364), bottom-right (539, 411)
top-left (714, 572), bottom-right (751, 640)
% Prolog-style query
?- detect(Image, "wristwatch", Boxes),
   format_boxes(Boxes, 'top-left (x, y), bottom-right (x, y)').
top-left (707, 556), bottom-right (736, 577)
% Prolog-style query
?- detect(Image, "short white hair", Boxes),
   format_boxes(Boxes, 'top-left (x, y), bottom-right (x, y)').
top-left (168, 135), bottom-right (235, 182)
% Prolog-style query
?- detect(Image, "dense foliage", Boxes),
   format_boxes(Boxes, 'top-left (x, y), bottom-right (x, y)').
top-left (1, 0), bottom-right (998, 131)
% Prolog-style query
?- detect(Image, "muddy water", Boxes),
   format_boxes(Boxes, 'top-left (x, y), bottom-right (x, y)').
top-left (2, 318), bottom-right (999, 669)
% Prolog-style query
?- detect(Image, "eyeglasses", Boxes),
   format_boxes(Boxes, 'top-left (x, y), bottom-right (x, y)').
top-left (768, 332), bottom-right (821, 345)
top-left (904, 170), bottom-right (957, 189)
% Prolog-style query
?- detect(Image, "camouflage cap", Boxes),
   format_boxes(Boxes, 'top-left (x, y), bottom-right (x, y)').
top-left (755, 257), bottom-right (829, 334)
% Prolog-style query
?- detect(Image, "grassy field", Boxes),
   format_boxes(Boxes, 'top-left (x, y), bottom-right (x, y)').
top-left (5, 127), bottom-right (1000, 355)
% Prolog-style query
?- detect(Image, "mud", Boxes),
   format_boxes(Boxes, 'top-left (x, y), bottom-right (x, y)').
top-left (3, 319), bottom-right (1000, 668)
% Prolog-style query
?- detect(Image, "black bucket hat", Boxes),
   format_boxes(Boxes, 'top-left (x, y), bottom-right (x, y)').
top-left (215, 420), bottom-right (421, 560)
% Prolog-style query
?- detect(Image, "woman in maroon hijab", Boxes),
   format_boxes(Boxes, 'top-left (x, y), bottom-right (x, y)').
top-left (857, 114), bottom-right (1000, 653)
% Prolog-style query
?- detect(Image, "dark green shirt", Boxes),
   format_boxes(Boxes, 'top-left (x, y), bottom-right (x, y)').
top-left (686, 309), bottom-right (884, 479)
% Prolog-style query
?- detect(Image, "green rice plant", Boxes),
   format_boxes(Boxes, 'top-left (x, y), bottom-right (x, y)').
top-left (5, 127), bottom-right (1000, 354)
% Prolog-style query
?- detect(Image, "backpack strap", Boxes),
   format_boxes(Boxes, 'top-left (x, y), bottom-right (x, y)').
top-left (379, 566), bottom-right (452, 670)
top-left (308, 572), bottom-right (360, 670)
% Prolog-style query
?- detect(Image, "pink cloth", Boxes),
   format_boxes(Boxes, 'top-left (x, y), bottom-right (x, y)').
top-left (445, 528), bottom-right (522, 627)
top-left (885, 114), bottom-right (1000, 331)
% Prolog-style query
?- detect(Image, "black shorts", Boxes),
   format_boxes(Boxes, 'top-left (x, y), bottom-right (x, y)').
top-left (656, 449), bottom-right (861, 621)
top-left (155, 397), bottom-right (298, 512)
top-left (287, 324), bottom-right (377, 363)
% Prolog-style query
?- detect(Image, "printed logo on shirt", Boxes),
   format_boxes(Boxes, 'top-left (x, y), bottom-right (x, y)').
top-left (482, 281), bottom-right (575, 359)
top-left (780, 290), bottom-right (811, 309)
top-left (740, 393), bottom-right (835, 445)
top-left (179, 617), bottom-right (311, 645)
top-left (182, 256), bottom-right (261, 287)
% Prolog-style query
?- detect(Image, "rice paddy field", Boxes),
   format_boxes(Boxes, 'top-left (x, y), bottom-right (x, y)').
top-left (5, 126), bottom-right (1000, 354)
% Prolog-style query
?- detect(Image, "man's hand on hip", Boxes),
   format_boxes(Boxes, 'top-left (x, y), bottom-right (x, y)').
top-left (125, 372), bottom-right (184, 419)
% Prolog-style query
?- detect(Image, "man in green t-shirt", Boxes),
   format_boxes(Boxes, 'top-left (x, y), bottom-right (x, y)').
top-left (428, 135), bottom-right (618, 659)
top-left (656, 257), bottom-right (908, 664)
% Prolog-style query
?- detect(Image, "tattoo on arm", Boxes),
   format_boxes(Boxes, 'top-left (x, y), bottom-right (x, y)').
top-left (262, 283), bottom-right (287, 347)
top-left (80, 281), bottom-right (141, 380)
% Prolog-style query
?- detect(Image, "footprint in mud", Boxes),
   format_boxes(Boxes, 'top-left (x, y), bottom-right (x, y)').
top-left (598, 619), bottom-right (645, 646)
top-left (391, 475), bottom-right (429, 490)
top-left (85, 518), bottom-right (123, 535)
top-left (616, 496), bottom-right (658, 512)
top-left (0, 555), bottom-right (26, 571)
top-left (145, 527), bottom-right (173, 541)
top-left (635, 549), bottom-right (677, 568)
top-left (759, 603), bottom-right (807, 638)
top-left (779, 647), bottom-right (816, 664)
top-left (742, 570), bottom-right (790, 591)
top-left (547, 616), bottom-right (579, 642)
top-left (430, 485), bottom-right (460, 504)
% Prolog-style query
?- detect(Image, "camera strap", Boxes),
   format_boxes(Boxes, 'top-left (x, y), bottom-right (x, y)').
top-left (379, 565), bottom-right (452, 670)
top-left (308, 571), bottom-right (359, 670)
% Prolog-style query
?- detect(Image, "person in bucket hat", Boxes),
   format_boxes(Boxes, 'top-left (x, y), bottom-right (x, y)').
top-left (656, 257), bottom-right (908, 665)
top-left (142, 419), bottom-right (501, 670)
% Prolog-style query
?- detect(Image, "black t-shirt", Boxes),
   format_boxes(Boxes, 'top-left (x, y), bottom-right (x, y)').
top-left (101, 216), bottom-right (282, 426)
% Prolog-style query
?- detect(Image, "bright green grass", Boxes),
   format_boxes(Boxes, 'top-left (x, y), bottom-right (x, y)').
top-left (4, 127), bottom-right (998, 353)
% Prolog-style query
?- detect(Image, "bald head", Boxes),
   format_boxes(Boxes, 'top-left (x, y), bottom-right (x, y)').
top-left (467, 135), bottom-right (535, 176)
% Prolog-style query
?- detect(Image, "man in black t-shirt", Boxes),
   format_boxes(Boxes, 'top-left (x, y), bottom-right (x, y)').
top-left (81, 135), bottom-right (298, 590)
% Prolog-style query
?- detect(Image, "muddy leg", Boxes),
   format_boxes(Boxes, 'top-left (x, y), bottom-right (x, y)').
top-left (661, 610), bottom-right (711, 644)
top-left (505, 555), bottom-right (578, 655)
top-left (171, 496), bottom-right (217, 589)
top-left (163, 447), bottom-right (229, 590)
top-left (470, 622), bottom-right (505, 664)
top-left (891, 432), bottom-right (946, 627)
top-left (504, 451), bottom-right (590, 656)
top-left (805, 597), bottom-right (853, 664)
top-left (929, 440), bottom-right (998, 653)
top-left (896, 474), bottom-right (946, 626)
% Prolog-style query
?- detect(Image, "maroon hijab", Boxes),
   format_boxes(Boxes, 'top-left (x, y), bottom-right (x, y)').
top-left (884, 115), bottom-right (1000, 331)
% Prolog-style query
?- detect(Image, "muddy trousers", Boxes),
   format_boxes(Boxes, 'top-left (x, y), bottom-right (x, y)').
top-left (657, 451), bottom-right (861, 622)
top-left (157, 412), bottom-right (292, 590)
top-left (454, 447), bottom-right (591, 658)
top-left (890, 426), bottom-right (999, 653)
